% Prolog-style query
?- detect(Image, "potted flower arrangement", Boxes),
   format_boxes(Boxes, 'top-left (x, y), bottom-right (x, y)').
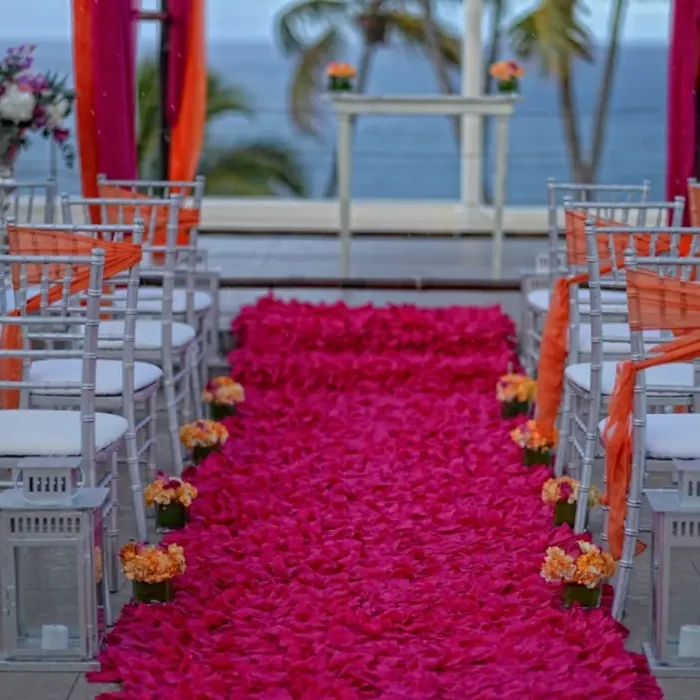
top-left (489, 60), bottom-right (524, 93)
top-left (510, 420), bottom-right (557, 466)
top-left (120, 542), bottom-right (186, 603)
top-left (202, 376), bottom-right (245, 421)
top-left (0, 45), bottom-right (74, 180)
top-left (541, 476), bottom-right (600, 528)
top-left (541, 540), bottom-right (615, 609)
top-left (180, 419), bottom-right (229, 465)
top-left (327, 62), bottom-right (356, 92)
top-left (496, 373), bottom-right (536, 418)
top-left (144, 472), bottom-right (198, 533)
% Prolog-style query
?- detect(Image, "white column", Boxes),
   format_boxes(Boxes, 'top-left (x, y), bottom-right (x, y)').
top-left (460, 0), bottom-right (484, 208)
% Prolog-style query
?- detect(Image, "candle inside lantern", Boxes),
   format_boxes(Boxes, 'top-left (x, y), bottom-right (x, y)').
top-left (678, 625), bottom-right (700, 658)
top-left (41, 624), bottom-right (69, 650)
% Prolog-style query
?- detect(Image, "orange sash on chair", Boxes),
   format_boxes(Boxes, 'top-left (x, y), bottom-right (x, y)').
top-left (96, 185), bottom-right (200, 248)
top-left (603, 269), bottom-right (700, 559)
top-left (0, 225), bottom-right (142, 409)
top-left (534, 212), bottom-right (689, 438)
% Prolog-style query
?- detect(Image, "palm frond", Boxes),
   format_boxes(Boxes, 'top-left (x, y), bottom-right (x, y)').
top-left (288, 27), bottom-right (343, 134)
top-left (136, 59), bottom-right (161, 175)
top-left (202, 140), bottom-right (308, 197)
top-left (385, 11), bottom-right (461, 67)
top-left (206, 73), bottom-right (255, 122)
top-left (276, 0), bottom-right (349, 54)
top-left (509, 0), bottom-right (593, 77)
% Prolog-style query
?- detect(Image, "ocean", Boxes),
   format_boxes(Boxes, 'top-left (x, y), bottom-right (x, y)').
top-left (4, 39), bottom-right (668, 205)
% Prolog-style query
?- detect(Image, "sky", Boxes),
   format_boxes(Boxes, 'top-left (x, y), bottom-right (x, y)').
top-left (0, 0), bottom-right (671, 43)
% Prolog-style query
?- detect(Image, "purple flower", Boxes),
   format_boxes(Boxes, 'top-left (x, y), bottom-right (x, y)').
top-left (53, 127), bottom-right (69, 144)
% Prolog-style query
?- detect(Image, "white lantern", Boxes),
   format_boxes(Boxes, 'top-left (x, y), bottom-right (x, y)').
top-left (643, 458), bottom-right (700, 678)
top-left (0, 458), bottom-right (110, 671)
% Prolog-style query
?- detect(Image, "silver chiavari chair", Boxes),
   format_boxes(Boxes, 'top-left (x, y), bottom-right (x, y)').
top-left (0, 246), bottom-right (128, 590)
top-left (555, 201), bottom-right (689, 498)
top-left (0, 178), bottom-right (57, 253)
top-left (14, 220), bottom-right (158, 546)
top-left (523, 179), bottom-right (651, 375)
top-left (61, 194), bottom-right (194, 474)
top-left (97, 174), bottom-right (217, 402)
top-left (602, 248), bottom-right (700, 621)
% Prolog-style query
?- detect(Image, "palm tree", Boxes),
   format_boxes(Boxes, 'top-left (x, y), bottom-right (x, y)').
top-left (137, 59), bottom-right (307, 196)
top-left (510, 0), bottom-right (626, 184)
top-left (276, 0), bottom-right (461, 195)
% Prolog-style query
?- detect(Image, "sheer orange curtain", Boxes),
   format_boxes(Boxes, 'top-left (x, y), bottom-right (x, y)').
top-left (0, 227), bottom-right (142, 409)
top-left (169, 0), bottom-right (206, 182)
top-left (603, 269), bottom-right (700, 559)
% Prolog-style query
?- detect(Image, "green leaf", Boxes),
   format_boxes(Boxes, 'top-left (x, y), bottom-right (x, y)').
top-left (276, 0), bottom-right (349, 54)
top-left (509, 0), bottom-right (593, 77)
top-left (202, 140), bottom-right (308, 197)
top-left (288, 27), bottom-right (343, 134)
top-left (385, 10), bottom-right (461, 67)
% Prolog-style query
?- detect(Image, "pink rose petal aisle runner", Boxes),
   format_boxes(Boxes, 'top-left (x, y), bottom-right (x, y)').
top-left (90, 298), bottom-right (661, 699)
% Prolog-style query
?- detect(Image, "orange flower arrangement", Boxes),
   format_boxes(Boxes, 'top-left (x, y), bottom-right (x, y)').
top-left (202, 376), bottom-right (245, 406)
top-left (490, 60), bottom-right (523, 94)
top-left (180, 419), bottom-right (229, 451)
top-left (541, 541), bottom-right (615, 589)
top-left (510, 420), bottom-right (557, 453)
top-left (327, 62), bottom-right (357, 79)
top-left (497, 373), bottom-right (537, 404)
top-left (541, 477), bottom-right (599, 508)
top-left (490, 60), bottom-right (524, 82)
top-left (120, 542), bottom-right (186, 584)
top-left (144, 472), bottom-right (198, 508)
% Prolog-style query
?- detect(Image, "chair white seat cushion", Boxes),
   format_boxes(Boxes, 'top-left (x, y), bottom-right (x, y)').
top-left (599, 414), bottom-right (700, 460)
top-left (576, 324), bottom-right (665, 355)
top-left (113, 287), bottom-right (213, 314)
top-left (566, 361), bottom-right (695, 394)
top-left (98, 320), bottom-right (196, 350)
top-left (28, 360), bottom-right (163, 396)
top-left (527, 288), bottom-right (628, 314)
top-left (0, 410), bottom-right (128, 456)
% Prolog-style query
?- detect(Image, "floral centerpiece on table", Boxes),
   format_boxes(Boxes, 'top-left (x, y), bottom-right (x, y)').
top-left (541, 540), bottom-right (615, 609)
top-left (144, 472), bottom-right (198, 532)
top-left (120, 542), bottom-right (186, 603)
top-left (202, 376), bottom-right (245, 421)
top-left (327, 62), bottom-right (356, 92)
top-left (0, 45), bottom-right (74, 178)
top-left (542, 477), bottom-right (600, 528)
top-left (510, 420), bottom-right (557, 466)
top-left (489, 60), bottom-right (524, 94)
top-left (496, 373), bottom-right (536, 418)
top-left (180, 419), bottom-right (229, 465)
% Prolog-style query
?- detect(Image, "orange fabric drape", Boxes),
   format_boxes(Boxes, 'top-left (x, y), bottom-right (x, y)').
top-left (169, 0), bottom-right (206, 182)
top-left (603, 269), bottom-right (700, 559)
top-left (534, 212), bottom-right (687, 438)
top-left (0, 226), bottom-right (142, 409)
top-left (689, 181), bottom-right (700, 226)
top-left (72, 0), bottom-right (99, 203)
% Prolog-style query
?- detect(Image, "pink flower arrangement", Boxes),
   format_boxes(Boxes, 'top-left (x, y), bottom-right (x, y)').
top-left (0, 45), bottom-right (74, 168)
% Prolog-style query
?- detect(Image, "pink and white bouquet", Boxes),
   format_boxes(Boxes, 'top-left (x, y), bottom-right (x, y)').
top-left (0, 45), bottom-right (74, 170)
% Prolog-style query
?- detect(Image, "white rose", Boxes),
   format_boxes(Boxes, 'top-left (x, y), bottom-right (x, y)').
top-left (0, 84), bottom-right (36, 124)
top-left (45, 97), bottom-right (70, 126)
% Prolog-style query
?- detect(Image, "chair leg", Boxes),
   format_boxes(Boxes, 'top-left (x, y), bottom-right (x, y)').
top-left (190, 341), bottom-right (204, 419)
top-left (554, 382), bottom-right (573, 477)
top-left (163, 367), bottom-right (184, 476)
top-left (574, 392), bottom-right (599, 533)
top-left (125, 427), bottom-right (147, 542)
top-left (146, 392), bottom-right (158, 483)
top-left (107, 451), bottom-right (119, 594)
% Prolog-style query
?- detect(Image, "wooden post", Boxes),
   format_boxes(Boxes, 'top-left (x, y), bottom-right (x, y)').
top-left (159, 0), bottom-right (171, 180)
top-left (136, 6), bottom-right (171, 180)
